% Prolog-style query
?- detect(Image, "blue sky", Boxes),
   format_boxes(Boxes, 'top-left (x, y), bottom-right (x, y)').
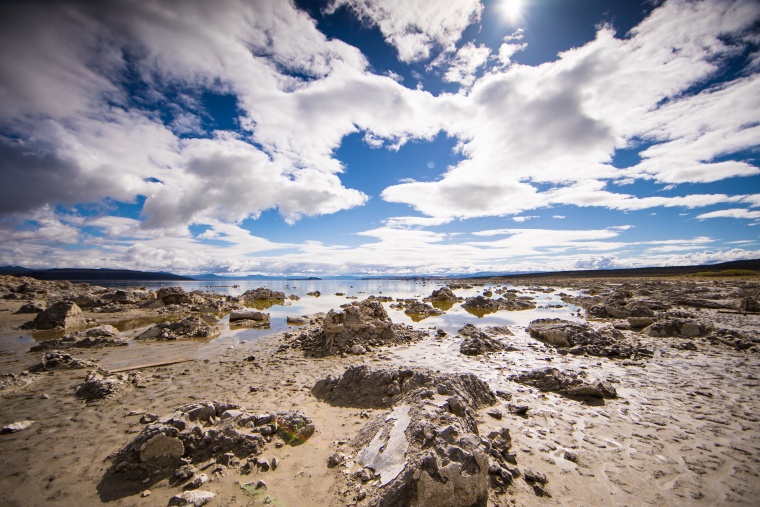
top-left (0, 0), bottom-right (758, 276)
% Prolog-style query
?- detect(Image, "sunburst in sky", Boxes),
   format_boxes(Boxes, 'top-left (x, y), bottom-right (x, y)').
top-left (498, 0), bottom-right (528, 25)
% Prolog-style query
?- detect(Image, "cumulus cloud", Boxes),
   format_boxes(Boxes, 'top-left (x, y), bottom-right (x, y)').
top-left (696, 208), bottom-right (760, 220)
top-left (381, 0), bottom-right (760, 220)
top-left (432, 42), bottom-right (491, 87)
top-left (326, 0), bottom-right (483, 62)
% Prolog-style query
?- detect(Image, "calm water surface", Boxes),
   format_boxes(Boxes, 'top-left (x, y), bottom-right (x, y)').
top-left (9, 280), bottom-right (583, 357)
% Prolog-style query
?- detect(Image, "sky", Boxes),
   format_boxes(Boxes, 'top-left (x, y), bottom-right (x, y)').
top-left (0, 0), bottom-right (759, 277)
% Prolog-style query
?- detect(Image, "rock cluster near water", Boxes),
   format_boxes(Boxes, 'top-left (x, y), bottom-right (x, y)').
top-left (294, 297), bottom-right (429, 355)
top-left (30, 325), bottom-right (126, 351)
top-left (136, 316), bottom-right (220, 340)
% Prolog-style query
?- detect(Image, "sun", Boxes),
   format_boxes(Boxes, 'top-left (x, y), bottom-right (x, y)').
top-left (498, 0), bottom-right (527, 26)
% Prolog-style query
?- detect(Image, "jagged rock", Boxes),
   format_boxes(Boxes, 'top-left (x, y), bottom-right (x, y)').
top-left (105, 401), bottom-right (313, 483)
top-left (21, 301), bottom-right (86, 331)
top-left (136, 316), bottom-right (220, 340)
top-left (404, 301), bottom-right (444, 320)
top-left (647, 319), bottom-right (711, 338)
top-left (240, 287), bottom-right (285, 301)
top-left (427, 286), bottom-right (458, 302)
top-left (510, 367), bottom-right (615, 400)
top-left (322, 298), bottom-right (393, 352)
top-left (312, 365), bottom-right (495, 412)
top-left (462, 295), bottom-right (536, 315)
top-left (157, 287), bottom-right (192, 305)
top-left (527, 318), bottom-right (647, 359)
top-left (28, 351), bottom-right (99, 372)
top-left (168, 491), bottom-right (215, 507)
top-left (76, 370), bottom-right (137, 401)
top-left (286, 315), bottom-right (307, 325)
top-left (460, 332), bottom-right (506, 356)
top-left (30, 325), bottom-right (126, 351)
top-left (15, 302), bottom-right (44, 314)
top-left (327, 366), bottom-right (499, 507)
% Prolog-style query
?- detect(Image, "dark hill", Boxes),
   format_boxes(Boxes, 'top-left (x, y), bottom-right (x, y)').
top-left (490, 259), bottom-right (760, 280)
top-left (0, 268), bottom-right (194, 281)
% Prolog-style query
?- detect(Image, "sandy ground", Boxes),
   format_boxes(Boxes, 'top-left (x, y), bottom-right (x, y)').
top-left (0, 277), bottom-right (758, 507)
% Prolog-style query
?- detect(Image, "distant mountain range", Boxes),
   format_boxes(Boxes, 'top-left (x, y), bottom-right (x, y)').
top-left (1, 258), bottom-right (757, 282)
top-left (0, 267), bottom-right (193, 281)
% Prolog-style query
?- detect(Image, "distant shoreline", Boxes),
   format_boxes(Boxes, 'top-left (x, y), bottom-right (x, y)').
top-left (1, 258), bottom-right (757, 282)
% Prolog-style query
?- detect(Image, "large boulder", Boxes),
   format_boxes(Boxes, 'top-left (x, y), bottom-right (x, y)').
top-left (21, 301), bottom-right (86, 331)
top-left (322, 298), bottom-right (393, 352)
top-left (314, 366), bottom-right (504, 506)
top-left (156, 287), bottom-right (192, 305)
top-left (427, 286), bottom-right (458, 303)
top-left (136, 316), bottom-right (220, 340)
top-left (312, 365), bottom-right (496, 410)
top-left (240, 287), bottom-right (286, 301)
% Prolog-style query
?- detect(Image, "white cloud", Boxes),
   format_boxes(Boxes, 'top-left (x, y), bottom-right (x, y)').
top-left (512, 215), bottom-right (538, 223)
top-left (696, 208), bottom-right (760, 220)
top-left (381, 0), bottom-right (760, 219)
top-left (433, 42), bottom-right (491, 88)
top-left (326, 0), bottom-right (483, 62)
top-left (552, 215), bottom-right (566, 219)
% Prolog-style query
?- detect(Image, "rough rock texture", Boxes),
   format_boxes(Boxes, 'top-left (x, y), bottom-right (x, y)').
top-left (458, 324), bottom-right (514, 338)
top-left (315, 366), bottom-right (504, 507)
top-left (510, 367), bottom-right (617, 400)
top-left (322, 298), bottom-right (393, 352)
top-left (15, 302), bottom-right (44, 314)
top-left (460, 332), bottom-right (507, 356)
top-left (168, 491), bottom-right (215, 507)
top-left (426, 286), bottom-right (459, 303)
top-left (404, 301), bottom-right (444, 320)
top-left (527, 318), bottom-right (651, 359)
top-left (30, 325), bottom-right (126, 351)
top-left (105, 400), bottom-right (313, 485)
top-left (461, 295), bottom-right (536, 314)
top-left (136, 316), bottom-right (220, 340)
top-left (240, 287), bottom-right (286, 301)
top-left (312, 365), bottom-right (496, 411)
top-left (76, 371), bottom-right (139, 401)
top-left (21, 301), bottom-right (86, 331)
top-left (157, 287), bottom-right (193, 305)
top-left (647, 319), bottom-right (712, 338)
top-left (28, 351), bottom-right (99, 372)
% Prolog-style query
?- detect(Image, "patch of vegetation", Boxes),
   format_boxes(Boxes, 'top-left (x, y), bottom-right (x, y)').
top-left (692, 269), bottom-right (758, 277)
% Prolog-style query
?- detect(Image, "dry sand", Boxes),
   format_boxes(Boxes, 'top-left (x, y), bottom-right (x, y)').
top-left (0, 276), bottom-right (758, 506)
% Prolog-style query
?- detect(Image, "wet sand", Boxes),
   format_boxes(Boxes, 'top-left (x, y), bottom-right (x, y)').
top-left (0, 276), bottom-right (758, 506)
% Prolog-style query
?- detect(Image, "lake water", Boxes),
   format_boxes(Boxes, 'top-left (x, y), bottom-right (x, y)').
top-left (93, 279), bottom-right (583, 348)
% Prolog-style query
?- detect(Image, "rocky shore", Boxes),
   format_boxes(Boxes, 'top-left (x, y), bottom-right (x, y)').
top-left (0, 274), bottom-right (758, 506)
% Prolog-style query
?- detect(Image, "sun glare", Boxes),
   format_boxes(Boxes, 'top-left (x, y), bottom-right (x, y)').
top-left (499, 0), bottom-right (526, 26)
